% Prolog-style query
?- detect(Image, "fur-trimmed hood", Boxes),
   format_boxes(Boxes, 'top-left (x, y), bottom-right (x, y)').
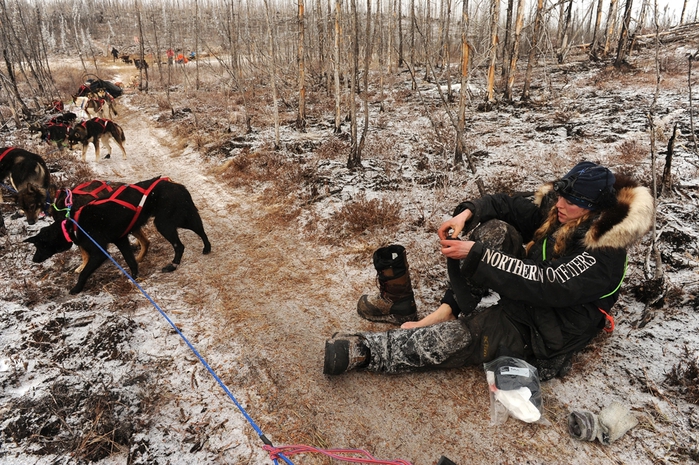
top-left (533, 174), bottom-right (655, 249)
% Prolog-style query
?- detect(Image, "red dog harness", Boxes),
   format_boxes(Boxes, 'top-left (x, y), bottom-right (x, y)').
top-left (72, 180), bottom-right (119, 199)
top-left (0, 147), bottom-right (16, 163)
top-left (66, 177), bottom-right (170, 241)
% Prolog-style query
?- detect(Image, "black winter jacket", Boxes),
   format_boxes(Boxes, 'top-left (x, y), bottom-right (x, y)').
top-left (454, 176), bottom-right (654, 361)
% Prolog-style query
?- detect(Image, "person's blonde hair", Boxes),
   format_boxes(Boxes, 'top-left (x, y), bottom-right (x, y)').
top-left (525, 206), bottom-right (594, 258)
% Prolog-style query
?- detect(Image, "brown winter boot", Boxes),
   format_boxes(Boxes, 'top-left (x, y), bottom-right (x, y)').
top-left (357, 244), bottom-right (417, 325)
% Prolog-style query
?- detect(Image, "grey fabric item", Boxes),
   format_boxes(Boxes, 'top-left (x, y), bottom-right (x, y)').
top-left (568, 410), bottom-right (600, 441)
top-left (448, 219), bottom-right (524, 318)
top-left (597, 402), bottom-right (639, 445)
top-left (568, 402), bottom-right (638, 445)
top-left (361, 320), bottom-right (472, 373)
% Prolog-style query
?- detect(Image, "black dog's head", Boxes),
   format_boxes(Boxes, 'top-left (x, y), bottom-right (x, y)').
top-left (24, 221), bottom-right (73, 262)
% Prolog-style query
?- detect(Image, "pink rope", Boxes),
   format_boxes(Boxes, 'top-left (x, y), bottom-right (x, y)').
top-left (264, 444), bottom-right (413, 465)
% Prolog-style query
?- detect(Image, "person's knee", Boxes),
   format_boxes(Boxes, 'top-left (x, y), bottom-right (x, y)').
top-left (468, 219), bottom-right (524, 257)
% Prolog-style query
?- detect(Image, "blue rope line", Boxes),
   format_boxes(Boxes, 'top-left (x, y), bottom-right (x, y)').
top-left (1, 183), bottom-right (17, 194)
top-left (68, 218), bottom-right (293, 465)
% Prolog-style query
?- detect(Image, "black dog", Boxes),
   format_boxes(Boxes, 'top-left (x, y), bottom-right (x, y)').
top-left (25, 176), bottom-right (212, 294)
top-left (0, 147), bottom-right (51, 224)
top-left (50, 180), bottom-right (151, 272)
top-left (29, 112), bottom-right (77, 151)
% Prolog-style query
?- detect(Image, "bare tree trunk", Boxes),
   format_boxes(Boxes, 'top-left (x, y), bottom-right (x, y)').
top-left (589, 0), bottom-right (605, 59)
top-left (689, 52), bottom-right (698, 152)
top-left (504, 0), bottom-right (524, 102)
top-left (680, 0), bottom-right (688, 25)
top-left (442, 0), bottom-right (452, 97)
top-left (263, 0), bottom-right (280, 149)
top-left (388, 0), bottom-right (395, 73)
top-left (333, 0), bottom-right (342, 134)
top-left (347, 0), bottom-right (360, 168)
top-left (522, 0), bottom-right (544, 101)
top-left (397, 0), bottom-right (404, 67)
top-left (409, 0), bottom-right (415, 88)
top-left (297, 0), bottom-right (307, 130)
top-left (195, 0), bottom-right (200, 90)
top-left (659, 123), bottom-right (677, 195)
top-left (645, 0), bottom-right (662, 281)
top-left (501, 0), bottom-right (514, 79)
top-left (454, 0), bottom-right (469, 165)
top-left (358, 0), bottom-right (372, 155)
top-left (602, 0), bottom-right (619, 58)
top-left (485, 0), bottom-right (500, 104)
top-left (136, 0), bottom-right (148, 92)
top-left (0, 3), bottom-right (31, 117)
top-left (150, 11), bottom-right (164, 86)
top-left (556, 0), bottom-right (574, 63)
top-left (378, 0), bottom-right (386, 111)
top-left (316, 0), bottom-right (329, 93)
top-left (614, 0), bottom-right (634, 67)
top-left (424, 0), bottom-right (432, 81)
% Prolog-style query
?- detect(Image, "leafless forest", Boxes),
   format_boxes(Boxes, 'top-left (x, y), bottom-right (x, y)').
top-left (1, 0), bottom-right (698, 161)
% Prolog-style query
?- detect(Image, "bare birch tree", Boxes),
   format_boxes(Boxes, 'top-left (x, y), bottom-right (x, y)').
top-left (556, 0), bottom-right (574, 63)
top-left (454, 0), bottom-right (470, 165)
top-left (347, 0), bottom-right (360, 168)
top-left (504, 0), bottom-right (524, 102)
top-left (602, 0), bottom-right (619, 57)
top-left (689, 52), bottom-right (698, 152)
top-left (614, 0), bottom-right (634, 66)
top-left (357, 0), bottom-right (372, 155)
top-left (297, 0), bottom-right (307, 130)
top-left (333, 0), bottom-right (342, 133)
top-left (485, 0), bottom-right (500, 104)
top-left (136, 0), bottom-right (148, 91)
top-left (263, 0), bottom-right (280, 149)
top-left (522, 0), bottom-right (545, 101)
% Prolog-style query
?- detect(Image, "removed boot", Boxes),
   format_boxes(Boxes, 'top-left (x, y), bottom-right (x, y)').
top-left (357, 244), bottom-right (417, 325)
top-left (323, 333), bottom-right (369, 375)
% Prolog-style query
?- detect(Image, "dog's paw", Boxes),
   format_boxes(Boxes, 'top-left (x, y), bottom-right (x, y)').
top-left (161, 263), bottom-right (178, 273)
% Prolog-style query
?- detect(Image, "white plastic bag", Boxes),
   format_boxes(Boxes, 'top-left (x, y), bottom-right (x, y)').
top-left (484, 356), bottom-right (543, 425)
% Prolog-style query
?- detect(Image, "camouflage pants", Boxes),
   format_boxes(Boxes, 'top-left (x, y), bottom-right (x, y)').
top-left (360, 220), bottom-right (528, 374)
top-left (361, 304), bottom-right (528, 373)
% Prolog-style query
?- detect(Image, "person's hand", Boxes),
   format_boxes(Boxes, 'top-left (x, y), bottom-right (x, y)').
top-left (438, 209), bottom-right (473, 240)
top-left (440, 239), bottom-right (474, 259)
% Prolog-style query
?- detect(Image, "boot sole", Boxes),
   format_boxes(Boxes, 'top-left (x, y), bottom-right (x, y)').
top-left (323, 339), bottom-right (350, 375)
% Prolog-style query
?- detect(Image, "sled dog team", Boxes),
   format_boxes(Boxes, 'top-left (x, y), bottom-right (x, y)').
top-left (2, 81), bottom-right (210, 294)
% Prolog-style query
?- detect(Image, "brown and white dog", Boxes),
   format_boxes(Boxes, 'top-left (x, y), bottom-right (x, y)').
top-left (0, 147), bottom-right (51, 224)
top-left (73, 92), bottom-right (118, 120)
top-left (69, 117), bottom-right (127, 161)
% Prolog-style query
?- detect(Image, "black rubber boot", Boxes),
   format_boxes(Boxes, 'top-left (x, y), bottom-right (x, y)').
top-left (323, 333), bottom-right (369, 375)
top-left (357, 244), bottom-right (417, 325)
